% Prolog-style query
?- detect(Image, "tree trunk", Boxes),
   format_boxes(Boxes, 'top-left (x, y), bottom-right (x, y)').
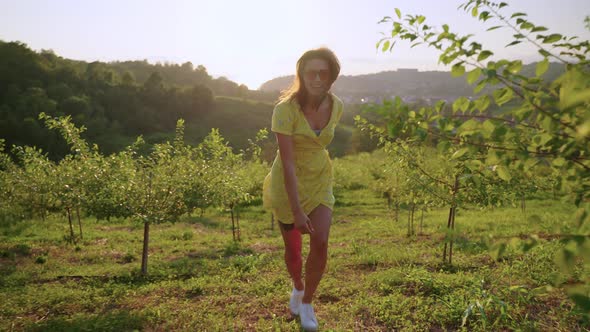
top-left (420, 207), bottom-right (424, 234)
top-left (141, 222), bottom-right (150, 276)
top-left (443, 206), bottom-right (453, 263)
top-left (271, 214), bottom-right (274, 231)
top-left (76, 206), bottom-right (83, 240)
top-left (236, 207), bottom-right (241, 241)
top-left (443, 175), bottom-right (460, 265)
top-left (394, 202), bottom-right (399, 222)
top-left (411, 204), bottom-right (416, 236)
top-left (66, 207), bottom-right (75, 244)
top-left (231, 206), bottom-right (236, 242)
top-left (449, 206), bottom-right (457, 265)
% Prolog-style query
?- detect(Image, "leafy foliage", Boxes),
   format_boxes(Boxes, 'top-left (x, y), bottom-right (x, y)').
top-left (375, 0), bottom-right (590, 314)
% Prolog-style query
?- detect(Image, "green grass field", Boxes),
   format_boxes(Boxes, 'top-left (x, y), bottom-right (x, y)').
top-left (0, 188), bottom-right (587, 331)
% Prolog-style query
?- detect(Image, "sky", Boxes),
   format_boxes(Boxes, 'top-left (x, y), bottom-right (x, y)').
top-left (1, 0), bottom-right (589, 89)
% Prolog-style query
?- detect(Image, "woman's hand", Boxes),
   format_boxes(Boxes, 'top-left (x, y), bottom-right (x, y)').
top-left (294, 209), bottom-right (314, 234)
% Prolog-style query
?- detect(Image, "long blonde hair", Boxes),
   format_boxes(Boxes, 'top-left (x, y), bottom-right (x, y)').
top-left (278, 47), bottom-right (340, 106)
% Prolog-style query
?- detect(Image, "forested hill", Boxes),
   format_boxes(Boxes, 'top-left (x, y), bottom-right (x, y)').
top-left (1, 40), bottom-right (562, 162)
top-left (0, 40), bottom-right (279, 160)
top-left (260, 62), bottom-right (564, 103)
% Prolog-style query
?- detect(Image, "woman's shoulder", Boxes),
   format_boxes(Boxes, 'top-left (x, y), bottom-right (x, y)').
top-left (275, 97), bottom-right (298, 109)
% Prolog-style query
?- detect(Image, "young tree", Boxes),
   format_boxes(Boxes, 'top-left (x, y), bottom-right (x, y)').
top-left (125, 120), bottom-right (193, 275)
top-left (10, 146), bottom-right (57, 222)
top-left (376, 0), bottom-right (590, 313)
top-left (196, 128), bottom-right (249, 241)
top-left (40, 113), bottom-right (97, 242)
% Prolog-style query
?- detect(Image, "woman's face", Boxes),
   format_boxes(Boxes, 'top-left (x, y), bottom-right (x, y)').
top-left (302, 58), bottom-right (331, 98)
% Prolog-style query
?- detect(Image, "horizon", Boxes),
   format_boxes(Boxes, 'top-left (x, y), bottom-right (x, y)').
top-left (1, 0), bottom-right (589, 89)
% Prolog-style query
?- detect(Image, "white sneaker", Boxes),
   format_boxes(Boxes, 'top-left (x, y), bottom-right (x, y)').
top-left (289, 288), bottom-right (304, 315)
top-left (299, 303), bottom-right (318, 331)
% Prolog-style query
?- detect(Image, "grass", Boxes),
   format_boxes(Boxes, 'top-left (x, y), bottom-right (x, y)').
top-left (0, 188), bottom-right (588, 331)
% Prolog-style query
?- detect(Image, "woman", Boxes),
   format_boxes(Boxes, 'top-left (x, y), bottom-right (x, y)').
top-left (262, 47), bottom-right (343, 331)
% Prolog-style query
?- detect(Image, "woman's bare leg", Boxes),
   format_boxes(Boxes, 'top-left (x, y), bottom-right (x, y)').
top-left (302, 204), bottom-right (332, 303)
top-left (280, 224), bottom-right (304, 290)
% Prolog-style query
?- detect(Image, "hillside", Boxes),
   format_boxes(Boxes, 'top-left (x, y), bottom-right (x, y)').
top-left (0, 41), bottom-right (279, 160)
top-left (3, 40), bottom-right (561, 161)
top-left (0, 41), bottom-right (379, 160)
top-left (260, 63), bottom-right (564, 104)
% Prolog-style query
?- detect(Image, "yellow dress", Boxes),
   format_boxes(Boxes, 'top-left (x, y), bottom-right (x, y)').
top-left (262, 93), bottom-right (344, 224)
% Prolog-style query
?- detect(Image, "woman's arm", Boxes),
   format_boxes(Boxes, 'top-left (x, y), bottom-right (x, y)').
top-left (276, 133), bottom-right (314, 233)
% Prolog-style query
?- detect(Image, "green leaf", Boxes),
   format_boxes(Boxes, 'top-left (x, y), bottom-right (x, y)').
top-left (417, 15), bottom-right (425, 24)
top-left (536, 58), bottom-right (549, 76)
top-left (437, 140), bottom-right (451, 153)
top-left (474, 80), bottom-right (487, 94)
top-left (496, 165), bottom-right (511, 181)
top-left (379, 16), bottom-right (391, 23)
top-left (453, 97), bottom-right (470, 112)
top-left (471, 6), bottom-right (478, 17)
top-left (452, 147), bottom-right (469, 159)
top-left (475, 95), bottom-right (491, 111)
top-left (531, 26), bottom-right (548, 32)
top-left (538, 49), bottom-right (551, 57)
top-left (486, 150), bottom-right (500, 165)
top-left (543, 34), bottom-right (562, 43)
top-left (552, 157), bottom-right (566, 167)
top-left (466, 68), bottom-right (482, 84)
top-left (511, 12), bottom-right (527, 18)
top-left (435, 100), bottom-right (446, 112)
top-left (465, 160), bottom-right (483, 171)
top-left (560, 89), bottom-right (590, 110)
top-left (493, 88), bottom-right (514, 106)
top-left (577, 118), bottom-right (590, 138)
top-left (458, 118), bottom-right (479, 131)
top-left (506, 40), bottom-right (522, 47)
top-left (507, 60), bottom-right (522, 74)
top-left (403, 33), bottom-right (418, 41)
top-left (477, 50), bottom-right (493, 62)
top-left (395, 8), bottom-right (401, 19)
top-left (376, 39), bottom-right (384, 50)
top-left (536, 133), bottom-right (553, 146)
top-left (499, 2), bottom-right (508, 8)
top-left (483, 119), bottom-right (495, 133)
top-left (479, 11), bottom-right (491, 21)
top-left (382, 40), bottom-right (391, 52)
top-left (487, 25), bottom-right (503, 31)
top-left (451, 63), bottom-right (465, 77)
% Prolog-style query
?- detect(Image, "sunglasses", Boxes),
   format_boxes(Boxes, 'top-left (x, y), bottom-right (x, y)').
top-left (303, 69), bottom-right (330, 82)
